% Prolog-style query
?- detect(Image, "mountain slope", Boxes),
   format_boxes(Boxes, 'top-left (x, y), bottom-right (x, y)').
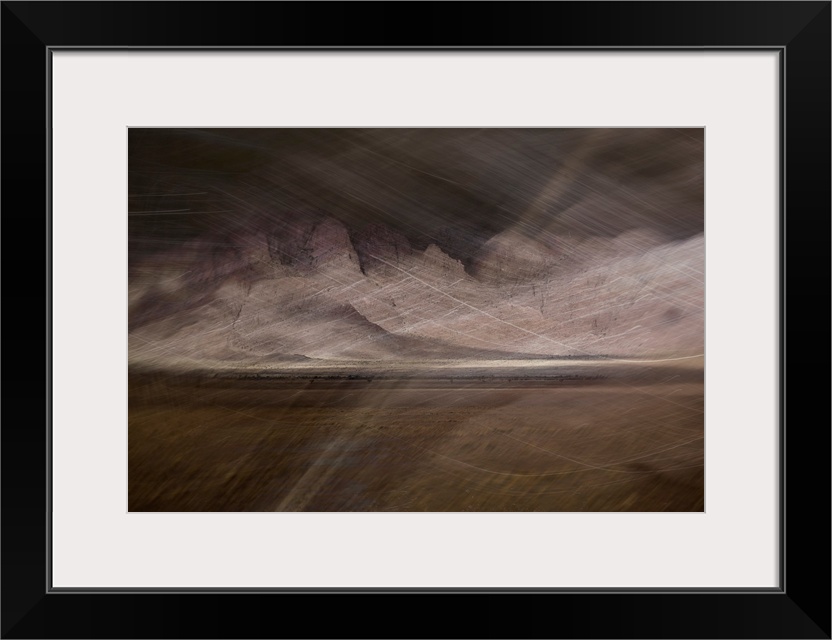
top-left (129, 217), bottom-right (704, 369)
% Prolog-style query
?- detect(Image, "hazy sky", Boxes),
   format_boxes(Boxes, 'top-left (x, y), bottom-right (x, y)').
top-left (129, 128), bottom-right (704, 265)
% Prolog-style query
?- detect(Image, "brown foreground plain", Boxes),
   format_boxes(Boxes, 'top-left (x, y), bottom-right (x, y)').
top-left (128, 362), bottom-right (704, 512)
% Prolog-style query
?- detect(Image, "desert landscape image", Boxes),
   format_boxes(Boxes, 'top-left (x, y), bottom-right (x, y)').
top-left (128, 128), bottom-right (704, 512)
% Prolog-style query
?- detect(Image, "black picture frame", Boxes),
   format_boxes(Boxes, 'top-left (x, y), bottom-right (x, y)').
top-left (2, 2), bottom-right (829, 638)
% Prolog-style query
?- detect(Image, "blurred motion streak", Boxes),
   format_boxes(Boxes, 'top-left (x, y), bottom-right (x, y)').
top-left (128, 128), bottom-right (704, 512)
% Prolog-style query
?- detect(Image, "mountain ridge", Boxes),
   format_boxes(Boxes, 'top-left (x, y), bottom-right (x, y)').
top-left (129, 215), bottom-right (703, 369)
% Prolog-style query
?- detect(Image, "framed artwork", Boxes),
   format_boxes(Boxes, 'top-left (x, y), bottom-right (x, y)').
top-left (3, 2), bottom-right (829, 638)
top-left (126, 125), bottom-right (706, 515)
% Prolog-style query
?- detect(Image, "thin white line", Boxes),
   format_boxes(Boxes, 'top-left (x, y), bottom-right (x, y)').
top-left (368, 253), bottom-right (703, 364)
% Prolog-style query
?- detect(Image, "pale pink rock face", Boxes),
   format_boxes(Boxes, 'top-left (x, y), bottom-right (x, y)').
top-left (128, 128), bottom-right (704, 371)
top-left (128, 219), bottom-right (703, 368)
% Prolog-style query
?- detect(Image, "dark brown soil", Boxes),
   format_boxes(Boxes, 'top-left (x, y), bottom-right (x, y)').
top-left (129, 367), bottom-right (704, 512)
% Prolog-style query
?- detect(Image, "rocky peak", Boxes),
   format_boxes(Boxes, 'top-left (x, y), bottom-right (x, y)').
top-left (421, 243), bottom-right (467, 280)
top-left (470, 229), bottom-right (554, 284)
top-left (352, 222), bottom-right (413, 275)
top-left (265, 215), bottom-right (361, 276)
top-left (306, 218), bottom-right (359, 267)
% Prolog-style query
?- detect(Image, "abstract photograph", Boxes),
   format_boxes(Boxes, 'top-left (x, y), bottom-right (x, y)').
top-left (128, 128), bottom-right (704, 512)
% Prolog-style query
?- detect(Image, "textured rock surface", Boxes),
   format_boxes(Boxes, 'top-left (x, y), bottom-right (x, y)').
top-left (129, 217), bottom-right (703, 369)
top-left (128, 129), bottom-right (704, 371)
